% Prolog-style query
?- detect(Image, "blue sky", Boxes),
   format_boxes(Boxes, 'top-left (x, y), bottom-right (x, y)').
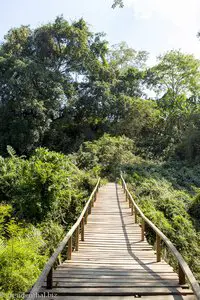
top-left (1, 0), bottom-right (200, 65)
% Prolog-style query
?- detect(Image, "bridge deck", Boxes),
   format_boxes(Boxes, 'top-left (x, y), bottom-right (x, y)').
top-left (40, 183), bottom-right (195, 299)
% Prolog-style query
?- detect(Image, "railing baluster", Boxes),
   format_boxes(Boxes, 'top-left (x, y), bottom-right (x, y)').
top-left (67, 236), bottom-right (72, 260)
top-left (179, 264), bottom-right (186, 285)
top-left (85, 209), bottom-right (88, 224)
top-left (135, 208), bottom-right (138, 223)
top-left (131, 202), bottom-right (134, 215)
top-left (75, 225), bottom-right (79, 251)
top-left (141, 219), bottom-right (145, 241)
top-left (88, 202), bottom-right (92, 214)
top-left (156, 234), bottom-right (161, 262)
top-left (81, 217), bottom-right (85, 241)
top-left (47, 267), bottom-right (53, 289)
top-left (92, 196), bottom-right (94, 207)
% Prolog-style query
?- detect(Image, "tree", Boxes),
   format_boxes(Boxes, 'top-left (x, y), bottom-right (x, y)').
top-left (149, 50), bottom-right (200, 109)
top-left (146, 50), bottom-right (200, 157)
top-left (108, 42), bottom-right (148, 71)
top-left (112, 0), bottom-right (124, 8)
top-left (0, 17), bottom-right (109, 155)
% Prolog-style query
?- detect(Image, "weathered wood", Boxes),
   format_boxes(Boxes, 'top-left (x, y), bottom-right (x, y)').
top-left (129, 197), bottom-right (131, 208)
top-left (131, 202), bottom-right (134, 215)
top-left (88, 203), bottom-right (92, 215)
top-left (135, 208), bottom-right (138, 223)
top-left (156, 234), bottom-right (161, 262)
top-left (40, 286), bottom-right (194, 295)
top-left (46, 296), bottom-right (195, 300)
top-left (141, 219), bottom-right (145, 241)
top-left (67, 237), bottom-right (72, 260)
top-left (47, 282), bottom-right (181, 287)
top-left (85, 209), bottom-right (88, 224)
top-left (75, 226), bottom-right (79, 251)
top-left (179, 264), bottom-right (186, 285)
top-left (46, 267), bottom-right (53, 289)
top-left (81, 218), bottom-right (85, 241)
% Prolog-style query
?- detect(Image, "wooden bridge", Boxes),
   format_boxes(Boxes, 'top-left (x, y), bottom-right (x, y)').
top-left (26, 177), bottom-right (200, 300)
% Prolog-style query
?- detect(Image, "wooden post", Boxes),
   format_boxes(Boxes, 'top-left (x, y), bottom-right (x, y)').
top-left (141, 219), bottom-right (145, 241)
top-left (135, 209), bottom-right (138, 223)
top-left (129, 197), bottom-right (131, 208)
top-left (88, 202), bottom-right (92, 214)
top-left (94, 192), bottom-right (97, 202)
top-left (179, 264), bottom-right (186, 285)
top-left (67, 236), bottom-right (72, 260)
top-left (75, 226), bottom-right (79, 251)
top-left (92, 196), bottom-right (94, 207)
top-left (81, 217), bottom-right (85, 241)
top-left (131, 202), bottom-right (134, 215)
top-left (156, 234), bottom-right (161, 262)
top-left (85, 210), bottom-right (88, 224)
top-left (125, 190), bottom-right (128, 201)
top-left (47, 267), bottom-right (53, 289)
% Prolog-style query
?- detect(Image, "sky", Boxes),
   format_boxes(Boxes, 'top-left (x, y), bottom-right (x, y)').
top-left (0, 0), bottom-right (200, 65)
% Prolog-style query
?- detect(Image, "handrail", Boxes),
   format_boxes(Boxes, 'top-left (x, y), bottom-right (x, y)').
top-left (121, 174), bottom-right (200, 300)
top-left (25, 178), bottom-right (100, 300)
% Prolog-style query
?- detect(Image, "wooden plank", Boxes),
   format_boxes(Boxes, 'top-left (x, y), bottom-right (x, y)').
top-left (47, 275), bottom-right (178, 284)
top-left (41, 296), bottom-right (196, 300)
top-left (40, 287), bottom-right (194, 295)
top-left (43, 282), bottom-right (182, 288)
top-left (52, 274), bottom-right (179, 280)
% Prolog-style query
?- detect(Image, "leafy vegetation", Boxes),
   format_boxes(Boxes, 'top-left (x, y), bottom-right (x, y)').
top-left (121, 159), bottom-right (200, 279)
top-left (0, 148), bottom-right (96, 298)
top-left (1, 15), bottom-right (200, 298)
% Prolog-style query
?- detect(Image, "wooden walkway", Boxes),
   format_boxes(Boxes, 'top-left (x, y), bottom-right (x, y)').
top-left (40, 183), bottom-right (195, 299)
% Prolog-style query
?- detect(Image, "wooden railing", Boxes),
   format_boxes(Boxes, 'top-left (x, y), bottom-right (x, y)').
top-left (121, 174), bottom-right (200, 300)
top-left (25, 178), bottom-right (100, 300)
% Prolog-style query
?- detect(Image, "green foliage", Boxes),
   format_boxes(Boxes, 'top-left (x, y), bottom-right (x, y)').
top-left (0, 148), bottom-right (94, 224)
top-left (123, 159), bottom-right (200, 279)
top-left (0, 220), bottom-right (47, 299)
top-left (39, 221), bottom-right (65, 255)
top-left (149, 50), bottom-right (200, 103)
top-left (0, 204), bottom-right (12, 237)
top-left (0, 147), bottom-right (96, 297)
top-left (0, 17), bottom-right (109, 155)
top-left (6, 146), bottom-right (16, 158)
top-left (2, 14), bottom-right (200, 296)
top-left (189, 193), bottom-right (200, 221)
top-left (76, 134), bottom-right (136, 179)
top-left (108, 42), bottom-right (148, 71)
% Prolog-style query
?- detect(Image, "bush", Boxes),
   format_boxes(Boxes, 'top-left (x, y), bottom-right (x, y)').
top-left (0, 223), bottom-right (47, 299)
top-left (76, 134), bottom-right (136, 179)
top-left (124, 159), bottom-right (200, 279)
top-left (0, 148), bottom-right (95, 224)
